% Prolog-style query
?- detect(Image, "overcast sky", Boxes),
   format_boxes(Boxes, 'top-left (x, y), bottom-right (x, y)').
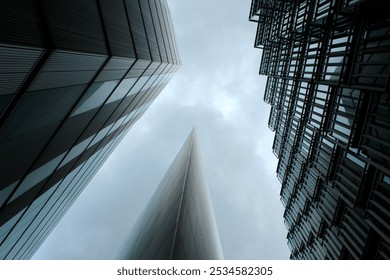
top-left (33, 0), bottom-right (290, 260)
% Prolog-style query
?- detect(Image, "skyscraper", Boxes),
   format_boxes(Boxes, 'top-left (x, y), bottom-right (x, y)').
top-left (0, 0), bottom-right (180, 259)
top-left (249, 0), bottom-right (390, 259)
top-left (118, 130), bottom-right (223, 260)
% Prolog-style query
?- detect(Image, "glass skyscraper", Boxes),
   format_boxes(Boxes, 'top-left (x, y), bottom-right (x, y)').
top-left (0, 0), bottom-right (179, 259)
top-left (118, 130), bottom-right (223, 260)
top-left (249, 0), bottom-right (390, 259)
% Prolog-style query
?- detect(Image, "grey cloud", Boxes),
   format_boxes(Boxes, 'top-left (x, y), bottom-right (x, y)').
top-left (33, 0), bottom-right (290, 260)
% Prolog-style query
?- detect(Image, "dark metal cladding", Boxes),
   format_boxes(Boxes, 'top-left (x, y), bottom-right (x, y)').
top-left (249, 0), bottom-right (390, 259)
top-left (0, 0), bottom-right (180, 259)
top-left (118, 130), bottom-right (223, 260)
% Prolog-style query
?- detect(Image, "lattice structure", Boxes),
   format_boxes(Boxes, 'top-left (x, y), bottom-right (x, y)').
top-left (250, 0), bottom-right (390, 259)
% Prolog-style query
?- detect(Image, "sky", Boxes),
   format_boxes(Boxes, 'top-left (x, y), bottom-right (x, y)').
top-left (33, 0), bottom-right (291, 260)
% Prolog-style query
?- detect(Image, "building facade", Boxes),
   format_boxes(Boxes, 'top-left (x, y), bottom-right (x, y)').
top-left (0, 0), bottom-right (180, 259)
top-left (249, 0), bottom-right (390, 259)
top-left (118, 130), bottom-right (223, 260)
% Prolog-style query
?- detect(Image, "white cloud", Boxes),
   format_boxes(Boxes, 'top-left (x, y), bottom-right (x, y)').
top-left (212, 90), bottom-right (239, 121)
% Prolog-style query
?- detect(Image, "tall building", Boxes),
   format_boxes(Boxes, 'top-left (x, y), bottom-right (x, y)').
top-left (118, 130), bottom-right (223, 260)
top-left (249, 0), bottom-right (390, 259)
top-left (0, 0), bottom-right (180, 259)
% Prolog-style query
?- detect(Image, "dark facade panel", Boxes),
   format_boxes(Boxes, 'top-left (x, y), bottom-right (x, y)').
top-left (139, 0), bottom-right (161, 62)
top-left (159, 0), bottom-right (180, 65)
top-left (154, 0), bottom-right (175, 65)
top-left (43, 0), bottom-right (108, 54)
top-left (148, 0), bottom-right (168, 63)
top-left (0, 45), bottom-right (44, 97)
top-left (249, 0), bottom-right (390, 259)
top-left (28, 51), bottom-right (107, 91)
top-left (0, 0), bottom-right (43, 47)
top-left (98, 0), bottom-right (136, 58)
top-left (124, 0), bottom-right (151, 61)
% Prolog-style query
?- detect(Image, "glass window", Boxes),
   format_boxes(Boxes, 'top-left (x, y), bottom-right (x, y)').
top-left (71, 80), bottom-right (119, 116)
top-left (0, 182), bottom-right (19, 208)
top-left (58, 135), bottom-right (94, 169)
top-left (0, 84), bottom-right (86, 142)
top-left (7, 152), bottom-right (66, 204)
top-left (106, 77), bottom-right (138, 104)
top-left (88, 122), bottom-right (114, 148)
top-left (0, 207), bottom-right (27, 244)
top-left (383, 175), bottom-right (390, 185)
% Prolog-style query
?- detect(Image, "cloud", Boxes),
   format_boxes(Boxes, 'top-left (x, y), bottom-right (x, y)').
top-left (33, 0), bottom-right (290, 260)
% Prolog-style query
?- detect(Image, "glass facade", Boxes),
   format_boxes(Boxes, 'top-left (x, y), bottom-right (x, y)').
top-left (0, 0), bottom-right (180, 259)
top-left (249, 0), bottom-right (390, 259)
top-left (118, 130), bottom-right (223, 260)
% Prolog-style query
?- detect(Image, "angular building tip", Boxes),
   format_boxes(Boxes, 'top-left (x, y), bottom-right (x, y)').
top-left (118, 129), bottom-right (223, 260)
top-left (189, 127), bottom-right (197, 139)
